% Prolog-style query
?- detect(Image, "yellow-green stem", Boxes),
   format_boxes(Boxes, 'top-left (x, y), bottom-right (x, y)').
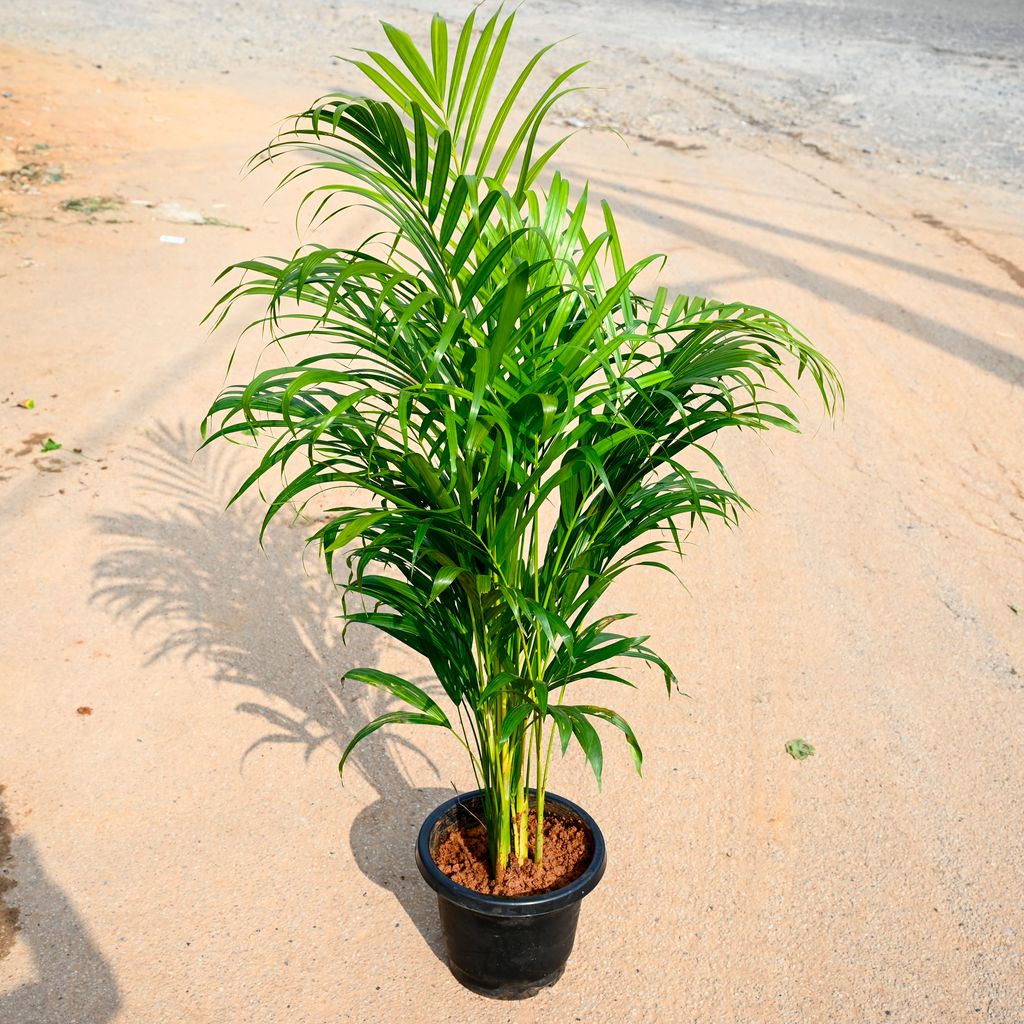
top-left (534, 721), bottom-right (545, 864)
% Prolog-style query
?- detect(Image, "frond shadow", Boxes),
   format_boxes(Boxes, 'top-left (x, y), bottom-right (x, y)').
top-left (575, 166), bottom-right (1024, 385)
top-left (90, 421), bottom-right (449, 961)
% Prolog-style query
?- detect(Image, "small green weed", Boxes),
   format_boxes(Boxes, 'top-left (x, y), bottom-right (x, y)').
top-left (61, 195), bottom-right (122, 214)
top-left (785, 738), bottom-right (816, 761)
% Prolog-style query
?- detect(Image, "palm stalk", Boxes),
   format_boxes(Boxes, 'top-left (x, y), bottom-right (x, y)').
top-left (201, 8), bottom-right (841, 882)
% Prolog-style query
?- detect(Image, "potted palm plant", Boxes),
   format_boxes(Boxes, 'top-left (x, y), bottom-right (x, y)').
top-left (202, 7), bottom-right (841, 999)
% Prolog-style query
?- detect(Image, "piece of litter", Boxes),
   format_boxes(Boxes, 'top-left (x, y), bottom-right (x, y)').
top-left (77, 706), bottom-right (93, 716)
top-left (41, 438), bottom-right (62, 452)
top-left (17, 398), bottom-right (34, 409)
top-left (156, 200), bottom-right (206, 224)
top-left (130, 198), bottom-right (154, 207)
top-left (160, 235), bottom-right (186, 244)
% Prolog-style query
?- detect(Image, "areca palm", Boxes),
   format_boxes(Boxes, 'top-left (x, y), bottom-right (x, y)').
top-left (202, 8), bottom-right (841, 882)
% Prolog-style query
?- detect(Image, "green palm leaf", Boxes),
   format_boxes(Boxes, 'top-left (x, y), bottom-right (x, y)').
top-left (202, 8), bottom-right (841, 881)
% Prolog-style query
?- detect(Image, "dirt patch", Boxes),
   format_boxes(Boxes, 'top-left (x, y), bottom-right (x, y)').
top-left (15, 432), bottom-right (52, 458)
top-left (435, 807), bottom-right (593, 898)
top-left (0, 786), bottom-right (19, 960)
top-left (0, 155), bottom-right (64, 192)
top-left (636, 133), bottom-right (707, 155)
top-left (61, 195), bottom-right (123, 215)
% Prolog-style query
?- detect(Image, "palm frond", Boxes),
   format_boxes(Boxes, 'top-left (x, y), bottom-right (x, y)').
top-left (202, 8), bottom-right (841, 878)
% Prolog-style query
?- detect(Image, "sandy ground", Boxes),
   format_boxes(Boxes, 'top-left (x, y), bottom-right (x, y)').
top-left (2, 3), bottom-right (1024, 1022)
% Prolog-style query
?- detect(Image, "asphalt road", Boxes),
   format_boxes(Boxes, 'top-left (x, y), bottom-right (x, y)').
top-left (1, 0), bottom-right (1022, 187)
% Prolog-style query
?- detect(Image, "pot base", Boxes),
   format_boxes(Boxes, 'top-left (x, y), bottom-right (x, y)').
top-left (448, 961), bottom-right (565, 1000)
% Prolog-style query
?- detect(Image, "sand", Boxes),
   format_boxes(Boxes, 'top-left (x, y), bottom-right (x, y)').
top-left (1, 3), bottom-right (1023, 1021)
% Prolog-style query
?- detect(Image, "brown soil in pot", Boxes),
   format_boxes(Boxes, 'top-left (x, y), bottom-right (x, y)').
top-left (434, 809), bottom-right (593, 897)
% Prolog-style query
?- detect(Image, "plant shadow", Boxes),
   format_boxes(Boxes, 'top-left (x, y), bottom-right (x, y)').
top-left (0, 788), bottom-right (121, 1023)
top-left (91, 421), bottom-right (450, 962)
top-left (575, 166), bottom-right (1024, 386)
top-left (348, 786), bottom-right (450, 960)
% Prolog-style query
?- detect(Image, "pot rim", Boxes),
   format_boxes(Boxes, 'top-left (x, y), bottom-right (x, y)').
top-left (415, 788), bottom-right (607, 917)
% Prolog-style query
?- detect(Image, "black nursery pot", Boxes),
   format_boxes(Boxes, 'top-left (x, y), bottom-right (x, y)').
top-left (415, 789), bottom-right (606, 999)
